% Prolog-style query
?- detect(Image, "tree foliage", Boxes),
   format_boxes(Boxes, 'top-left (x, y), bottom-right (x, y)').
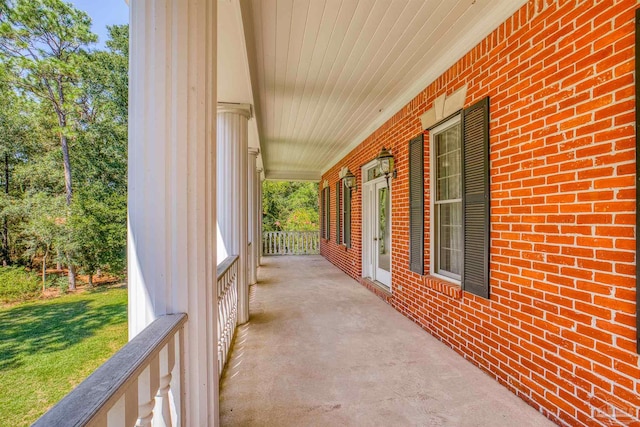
top-left (0, 0), bottom-right (128, 291)
top-left (262, 181), bottom-right (319, 232)
top-left (0, 0), bottom-right (96, 206)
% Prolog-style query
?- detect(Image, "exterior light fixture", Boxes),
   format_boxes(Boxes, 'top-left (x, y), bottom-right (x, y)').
top-left (343, 168), bottom-right (357, 191)
top-left (376, 146), bottom-right (395, 186)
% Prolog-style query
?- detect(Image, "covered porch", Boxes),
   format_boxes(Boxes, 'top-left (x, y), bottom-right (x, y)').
top-left (33, 0), bottom-right (640, 425)
top-left (220, 256), bottom-right (554, 426)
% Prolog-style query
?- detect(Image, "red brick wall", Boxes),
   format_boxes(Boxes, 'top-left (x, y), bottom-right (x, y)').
top-left (320, 1), bottom-right (639, 425)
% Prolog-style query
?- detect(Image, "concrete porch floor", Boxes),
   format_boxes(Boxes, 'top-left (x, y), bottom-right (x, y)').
top-left (220, 255), bottom-right (555, 426)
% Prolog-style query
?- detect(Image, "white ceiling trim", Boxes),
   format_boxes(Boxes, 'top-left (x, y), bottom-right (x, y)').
top-left (219, 0), bottom-right (265, 178)
top-left (232, 0), bottom-right (262, 156)
top-left (320, 0), bottom-right (527, 175)
top-left (265, 170), bottom-right (321, 181)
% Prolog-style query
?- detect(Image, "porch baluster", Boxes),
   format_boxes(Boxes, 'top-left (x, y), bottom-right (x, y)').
top-left (153, 338), bottom-right (175, 427)
top-left (136, 356), bottom-right (160, 427)
top-left (34, 315), bottom-right (187, 427)
top-left (217, 255), bottom-right (239, 374)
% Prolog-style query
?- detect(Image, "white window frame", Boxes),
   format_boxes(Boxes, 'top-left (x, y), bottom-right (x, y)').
top-left (430, 115), bottom-right (462, 284)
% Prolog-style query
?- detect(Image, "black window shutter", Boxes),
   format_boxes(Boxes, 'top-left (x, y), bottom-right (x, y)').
top-left (321, 187), bottom-right (329, 240)
top-left (320, 187), bottom-right (324, 238)
top-left (635, 7), bottom-right (640, 354)
top-left (462, 97), bottom-right (490, 299)
top-left (409, 134), bottom-right (424, 275)
top-left (322, 188), bottom-right (326, 239)
top-left (325, 187), bottom-right (330, 240)
top-left (344, 187), bottom-right (352, 248)
top-left (336, 182), bottom-right (341, 242)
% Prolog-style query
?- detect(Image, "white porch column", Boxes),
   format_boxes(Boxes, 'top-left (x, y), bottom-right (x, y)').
top-left (247, 148), bottom-right (259, 285)
top-left (258, 173), bottom-right (263, 265)
top-left (255, 168), bottom-right (263, 267)
top-left (217, 104), bottom-right (250, 324)
top-left (128, 1), bottom-right (217, 425)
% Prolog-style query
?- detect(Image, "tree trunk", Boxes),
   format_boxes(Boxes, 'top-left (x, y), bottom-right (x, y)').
top-left (61, 134), bottom-right (72, 206)
top-left (88, 274), bottom-right (93, 288)
top-left (1, 153), bottom-right (9, 266)
top-left (68, 264), bottom-right (76, 290)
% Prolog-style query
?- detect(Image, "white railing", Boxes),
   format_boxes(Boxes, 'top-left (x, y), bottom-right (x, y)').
top-left (217, 255), bottom-right (239, 375)
top-left (262, 231), bottom-right (320, 255)
top-left (34, 257), bottom-right (240, 426)
top-left (33, 314), bottom-right (187, 427)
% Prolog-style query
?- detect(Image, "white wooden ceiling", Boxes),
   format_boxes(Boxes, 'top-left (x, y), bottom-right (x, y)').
top-left (233, 0), bottom-right (527, 181)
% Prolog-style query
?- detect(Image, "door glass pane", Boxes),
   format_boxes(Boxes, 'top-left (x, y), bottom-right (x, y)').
top-left (378, 186), bottom-right (390, 272)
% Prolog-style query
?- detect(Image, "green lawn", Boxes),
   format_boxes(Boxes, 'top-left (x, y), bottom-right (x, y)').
top-left (0, 286), bottom-right (128, 426)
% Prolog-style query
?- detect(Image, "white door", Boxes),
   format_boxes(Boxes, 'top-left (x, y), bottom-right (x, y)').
top-left (373, 179), bottom-right (391, 287)
top-left (362, 171), bottom-right (392, 289)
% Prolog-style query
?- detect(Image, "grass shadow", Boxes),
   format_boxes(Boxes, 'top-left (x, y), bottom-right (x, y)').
top-left (0, 288), bottom-right (127, 371)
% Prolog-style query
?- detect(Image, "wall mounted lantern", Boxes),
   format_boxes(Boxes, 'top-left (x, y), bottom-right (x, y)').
top-left (343, 168), bottom-right (357, 191)
top-left (376, 146), bottom-right (395, 186)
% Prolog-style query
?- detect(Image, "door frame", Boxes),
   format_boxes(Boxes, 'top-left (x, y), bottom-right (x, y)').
top-left (361, 160), bottom-right (393, 290)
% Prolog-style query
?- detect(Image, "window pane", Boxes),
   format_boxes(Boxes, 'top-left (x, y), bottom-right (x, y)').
top-left (366, 165), bottom-right (382, 182)
top-left (438, 201), bottom-right (462, 276)
top-left (435, 124), bottom-right (461, 202)
top-left (433, 118), bottom-right (462, 279)
top-left (448, 150), bottom-right (461, 199)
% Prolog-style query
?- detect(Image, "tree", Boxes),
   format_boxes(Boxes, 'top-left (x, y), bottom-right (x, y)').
top-left (21, 192), bottom-right (64, 290)
top-left (67, 186), bottom-right (126, 286)
top-left (74, 25), bottom-right (127, 193)
top-left (0, 0), bottom-right (97, 289)
top-left (67, 25), bottom-right (128, 283)
top-left (0, 64), bottom-right (37, 266)
top-left (0, 5), bottom-right (128, 291)
top-left (0, 0), bottom-right (96, 205)
top-left (262, 181), bottom-right (319, 232)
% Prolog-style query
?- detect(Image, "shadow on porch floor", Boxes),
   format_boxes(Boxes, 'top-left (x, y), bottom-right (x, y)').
top-left (220, 255), bottom-right (554, 426)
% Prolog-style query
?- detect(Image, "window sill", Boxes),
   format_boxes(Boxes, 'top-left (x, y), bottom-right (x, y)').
top-left (423, 275), bottom-right (462, 299)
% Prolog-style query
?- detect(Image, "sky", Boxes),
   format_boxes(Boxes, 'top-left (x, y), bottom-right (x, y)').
top-left (66, 0), bottom-right (129, 48)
